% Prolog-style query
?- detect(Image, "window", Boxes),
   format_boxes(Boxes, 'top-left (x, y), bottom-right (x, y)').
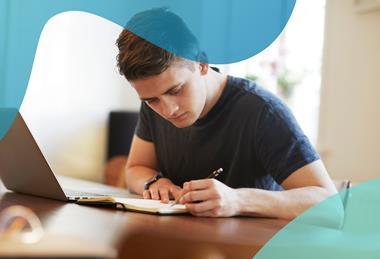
top-left (219, 0), bottom-right (326, 145)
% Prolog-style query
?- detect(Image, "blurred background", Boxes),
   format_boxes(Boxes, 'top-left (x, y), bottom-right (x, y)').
top-left (19, 0), bottom-right (380, 184)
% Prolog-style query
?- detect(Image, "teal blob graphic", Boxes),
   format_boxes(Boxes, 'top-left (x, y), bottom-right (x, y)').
top-left (0, 0), bottom-right (295, 139)
top-left (254, 179), bottom-right (380, 258)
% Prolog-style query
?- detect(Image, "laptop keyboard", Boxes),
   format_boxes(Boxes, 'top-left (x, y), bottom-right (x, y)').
top-left (64, 189), bottom-right (106, 200)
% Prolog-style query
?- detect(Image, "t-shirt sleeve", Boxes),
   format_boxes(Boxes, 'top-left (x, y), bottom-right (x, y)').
top-left (254, 101), bottom-right (320, 184)
top-left (135, 103), bottom-right (153, 142)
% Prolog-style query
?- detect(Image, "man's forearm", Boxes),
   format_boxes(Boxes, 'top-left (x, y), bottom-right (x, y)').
top-left (125, 166), bottom-right (158, 194)
top-left (236, 186), bottom-right (334, 220)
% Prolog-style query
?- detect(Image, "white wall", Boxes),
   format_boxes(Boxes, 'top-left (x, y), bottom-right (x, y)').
top-left (21, 11), bottom-right (140, 182)
top-left (318, 0), bottom-right (380, 183)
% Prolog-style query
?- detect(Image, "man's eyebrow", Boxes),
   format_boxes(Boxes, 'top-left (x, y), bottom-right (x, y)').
top-left (140, 83), bottom-right (182, 101)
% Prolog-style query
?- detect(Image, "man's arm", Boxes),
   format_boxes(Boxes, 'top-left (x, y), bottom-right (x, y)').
top-left (236, 160), bottom-right (337, 219)
top-left (125, 135), bottom-right (181, 203)
top-left (180, 160), bottom-right (338, 219)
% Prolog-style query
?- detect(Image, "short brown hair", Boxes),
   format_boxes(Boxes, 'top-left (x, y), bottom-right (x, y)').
top-left (116, 30), bottom-right (177, 81)
top-left (116, 8), bottom-right (202, 81)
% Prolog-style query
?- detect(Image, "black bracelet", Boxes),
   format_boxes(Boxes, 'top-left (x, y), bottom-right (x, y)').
top-left (143, 174), bottom-right (162, 190)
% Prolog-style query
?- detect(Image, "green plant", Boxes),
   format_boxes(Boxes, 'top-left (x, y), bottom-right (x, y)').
top-left (245, 74), bottom-right (258, 82)
top-left (277, 70), bottom-right (300, 99)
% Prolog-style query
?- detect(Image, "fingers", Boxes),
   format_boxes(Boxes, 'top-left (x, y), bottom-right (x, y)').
top-left (185, 200), bottom-right (222, 217)
top-left (180, 179), bottom-right (229, 217)
top-left (144, 178), bottom-right (221, 206)
top-left (159, 188), bottom-right (170, 203)
top-left (169, 186), bottom-right (182, 200)
top-left (143, 180), bottom-right (182, 203)
top-left (180, 189), bottom-right (216, 204)
top-left (162, 186), bottom-right (183, 202)
top-left (143, 187), bottom-right (168, 202)
top-left (180, 179), bottom-right (220, 203)
top-left (150, 188), bottom-right (159, 200)
top-left (183, 179), bottom-right (215, 192)
top-left (143, 190), bottom-right (151, 199)
top-left (180, 186), bottom-right (220, 216)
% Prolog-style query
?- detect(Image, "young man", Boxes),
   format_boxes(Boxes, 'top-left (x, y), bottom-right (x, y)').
top-left (116, 8), bottom-right (337, 219)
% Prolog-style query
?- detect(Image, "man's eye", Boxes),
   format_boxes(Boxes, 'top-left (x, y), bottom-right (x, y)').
top-left (146, 98), bottom-right (159, 105)
top-left (169, 86), bottom-right (182, 96)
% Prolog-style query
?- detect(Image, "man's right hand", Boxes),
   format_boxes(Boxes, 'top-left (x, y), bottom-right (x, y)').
top-left (142, 178), bottom-right (182, 203)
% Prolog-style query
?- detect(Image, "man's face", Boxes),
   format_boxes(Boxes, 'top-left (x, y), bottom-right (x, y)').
top-left (130, 62), bottom-right (208, 128)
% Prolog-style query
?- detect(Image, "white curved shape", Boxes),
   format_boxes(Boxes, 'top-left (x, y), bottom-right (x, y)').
top-left (21, 11), bottom-right (140, 182)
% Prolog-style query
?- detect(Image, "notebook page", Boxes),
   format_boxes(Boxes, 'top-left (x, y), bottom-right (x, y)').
top-left (113, 197), bottom-right (187, 213)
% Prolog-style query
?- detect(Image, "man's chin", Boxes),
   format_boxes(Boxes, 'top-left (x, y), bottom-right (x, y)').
top-left (170, 120), bottom-right (193, 128)
top-left (169, 116), bottom-right (196, 128)
top-left (167, 112), bottom-right (195, 128)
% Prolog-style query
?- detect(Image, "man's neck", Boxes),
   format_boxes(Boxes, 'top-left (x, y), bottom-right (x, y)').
top-left (199, 69), bottom-right (228, 118)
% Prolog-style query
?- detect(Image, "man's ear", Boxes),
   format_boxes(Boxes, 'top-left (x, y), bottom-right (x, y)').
top-left (199, 63), bottom-right (209, 76)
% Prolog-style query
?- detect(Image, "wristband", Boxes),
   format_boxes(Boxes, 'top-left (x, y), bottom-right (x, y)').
top-left (143, 174), bottom-right (162, 190)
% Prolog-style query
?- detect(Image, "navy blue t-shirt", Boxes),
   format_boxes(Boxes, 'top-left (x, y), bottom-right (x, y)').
top-left (135, 76), bottom-right (319, 190)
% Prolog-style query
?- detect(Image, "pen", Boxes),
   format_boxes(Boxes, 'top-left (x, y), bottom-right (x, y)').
top-left (170, 168), bottom-right (224, 207)
top-left (342, 180), bottom-right (351, 210)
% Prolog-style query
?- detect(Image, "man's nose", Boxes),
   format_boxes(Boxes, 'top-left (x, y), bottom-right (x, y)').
top-left (162, 98), bottom-right (179, 117)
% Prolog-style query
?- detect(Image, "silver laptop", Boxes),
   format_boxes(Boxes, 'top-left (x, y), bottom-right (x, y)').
top-left (0, 109), bottom-right (124, 201)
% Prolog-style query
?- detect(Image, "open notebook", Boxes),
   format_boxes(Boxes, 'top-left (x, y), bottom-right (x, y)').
top-left (77, 197), bottom-right (188, 215)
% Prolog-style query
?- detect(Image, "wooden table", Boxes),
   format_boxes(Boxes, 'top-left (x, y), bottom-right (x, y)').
top-left (0, 178), bottom-right (288, 259)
